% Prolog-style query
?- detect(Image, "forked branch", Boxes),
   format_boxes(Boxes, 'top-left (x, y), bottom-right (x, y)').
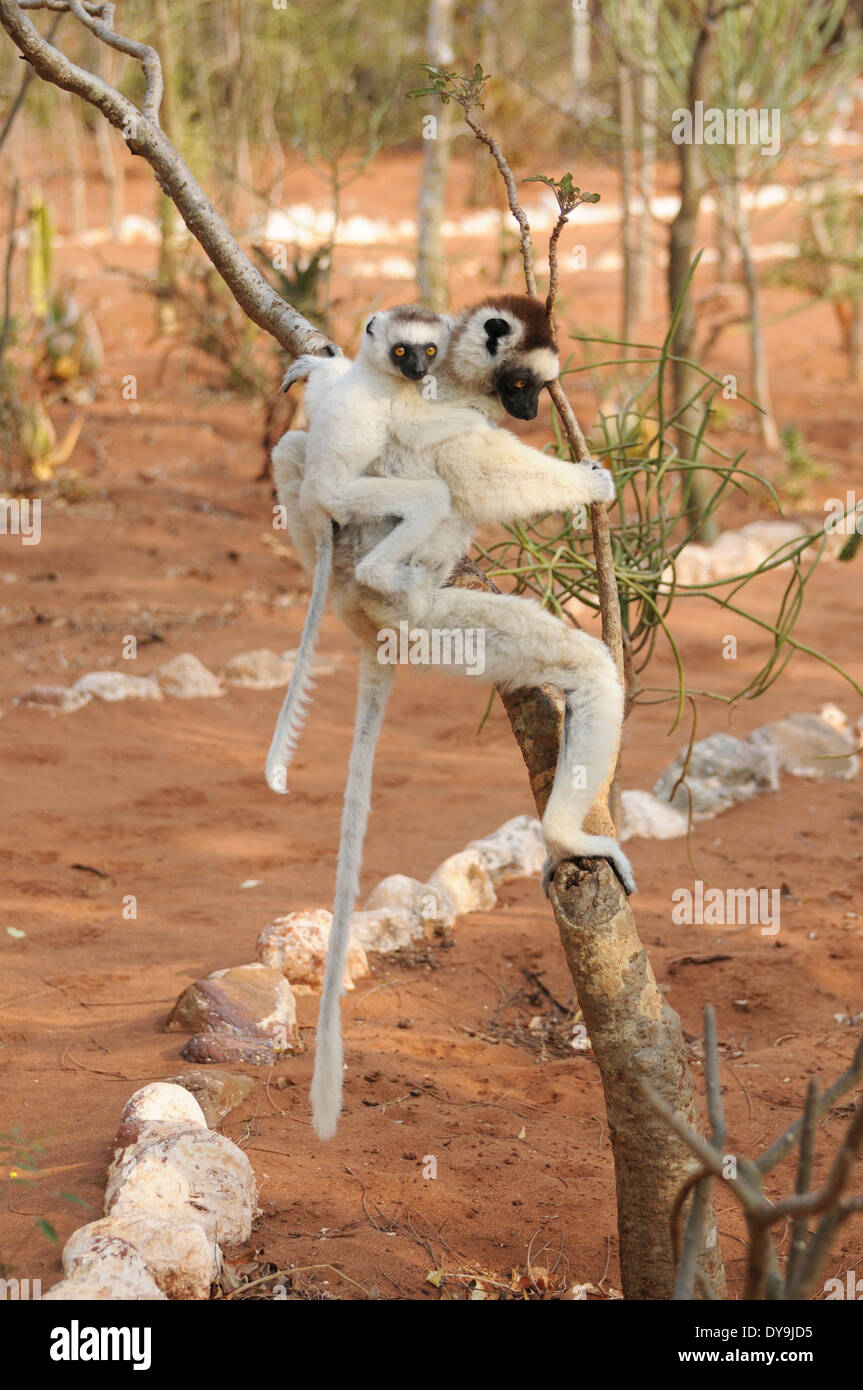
top-left (646, 1012), bottom-right (863, 1300)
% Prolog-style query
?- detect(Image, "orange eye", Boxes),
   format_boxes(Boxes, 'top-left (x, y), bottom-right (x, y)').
top-left (426, 345), bottom-right (437, 357)
top-left (513, 380), bottom-right (526, 389)
top-left (394, 345), bottom-right (406, 357)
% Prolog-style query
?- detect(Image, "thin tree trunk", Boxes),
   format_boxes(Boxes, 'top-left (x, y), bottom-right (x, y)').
top-left (95, 118), bottom-right (124, 242)
top-left (635, 1), bottom-right (658, 320)
top-left (467, 0), bottom-right (498, 207)
top-left (617, 9), bottom-right (637, 344)
top-left (154, 0), bottom-right (179, 335)
top-left (715, 199), bottom-right (733, 283)
top-left (847, 302), bottom-right (861, 384)
top-left (571, 0), bottom-right (591, 113)
top-left (452, 560), bottom-right (725, 1300)
top-left (668, 13), bottom-right (718, 541)
top-left (417, 0), bottom-right (455, 310)
top-left (730, 173), bottom-right (780, 450)
top-left (61, 91), bottom-right (86, 237)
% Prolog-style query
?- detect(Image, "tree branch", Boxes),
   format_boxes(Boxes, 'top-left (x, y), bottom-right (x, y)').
top-left (0, 0), bottom-right (336, 358)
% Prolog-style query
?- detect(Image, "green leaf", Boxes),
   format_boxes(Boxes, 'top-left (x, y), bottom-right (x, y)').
top-left (37, 1220), bottom-right (58, 1245)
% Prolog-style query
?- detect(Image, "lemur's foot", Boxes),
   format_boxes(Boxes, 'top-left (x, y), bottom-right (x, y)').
top-left (355, 557), bottom-right (424, 597)
top-left (541, 842), bottom-right (636, 898)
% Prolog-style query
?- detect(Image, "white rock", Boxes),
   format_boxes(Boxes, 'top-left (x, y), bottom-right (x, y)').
top-left (154, 653), bottom-right (222, 698)
top-left (116, 1082), bottom-right (207, 1148)
top-left (15, 684), bottom-right (91, 713)
top-left (256, 910), bottom-right (369, 992)
top-left (467, 816), bottom-right (546, 882)
top-left (747, 711), bottom-right (858, 781)
top-left (653, 733), bottom-right (779, 821)
top-left (44, 1268), bottom-right (167, 1300)
top-left (62, 1211), bottom-right (218, 1300)
top-left (350, 908), bottom-right (419, 954)
top-left (664, 521), bottom-right (807, 587)
top-left (364, 874), bottom-right (456, 933)
top-left (620, 790), bottom-right (689, 843)
top-left (106, 1120), bottom-right (257, 1247)
top-left (57, 1230), bottom-right (167, 1300)
top-left (221, 648), bottom-right (294, 690)
top-left (74, 671), bottom-right (163, 702)
top-left (428, 848), bottom-right (497, 916)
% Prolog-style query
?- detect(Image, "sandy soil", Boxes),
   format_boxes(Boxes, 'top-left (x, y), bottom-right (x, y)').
top-left (1, 141), bottom-right (862, 1300)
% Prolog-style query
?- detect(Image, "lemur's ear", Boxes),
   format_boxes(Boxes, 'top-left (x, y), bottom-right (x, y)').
top-left (483, 317), bottom-right (511, 354)
top-left (365, 316), bottom-right (376, 336)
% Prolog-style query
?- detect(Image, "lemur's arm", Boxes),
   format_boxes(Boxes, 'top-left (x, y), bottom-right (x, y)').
top-left (281, 353), bottom-right (352, 418)
top-left (388, 399), bottom-right (489, 451)
top-left (434, 427), bottom-right (615, 525)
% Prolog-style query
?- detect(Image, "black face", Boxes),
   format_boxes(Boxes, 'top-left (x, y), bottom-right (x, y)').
top-left (391, 342), bottom-right (437, 381)
top-left (494, 366), bottom-right (545, 420)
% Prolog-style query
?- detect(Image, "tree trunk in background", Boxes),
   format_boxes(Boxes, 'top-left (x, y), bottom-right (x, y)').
top-left (729, 172), bottom-right (780, 450)
top-left (154, 0), bottom-right (180, 335)
top-left (92, 42), bottom-right (125, 242)
top-left (453, 560), bottom-right (726, 1301)
top-left (222, 0), bottom-right (251, 222)
top-left (835, 301), bottom-right (862, 383)
top-left (94, 118), bottom-right (124, 243)
top-left (468, 0), bottom-right (498, 207)
top-left (571, 0), bottom-right (591, 113)
top-left (668, 14), bottom-right (718, 542)
top-left (715, 199), bottom-right (732, 283)
top-left (618, 46), bottom-right (637, 344)
top-left (417, 0), bottom-right (455, 310)
top-left (61, 92), bottom-right (86, 237)
top-left (634, 1), bottom-right (658, 321)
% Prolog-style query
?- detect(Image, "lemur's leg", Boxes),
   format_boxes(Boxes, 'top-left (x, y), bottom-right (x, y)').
top-left (406, 587), bottom-right (635, 894)
top-left (310, 651), bottom-right (395, 1139)
top-left (267, 430), bottom-right (335, 792)
top-left (328, 476), bottom-right (452, 597)
top-left (271, 430), bottom-right (316, 574)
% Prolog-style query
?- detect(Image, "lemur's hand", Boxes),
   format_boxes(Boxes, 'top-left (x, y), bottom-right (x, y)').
top-left (581, 458), bottom-right (617, 506)
top-left (280, 354), bottom-right (322, 393)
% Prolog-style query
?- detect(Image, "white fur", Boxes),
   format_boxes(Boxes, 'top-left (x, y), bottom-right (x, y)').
top-left (268, 309), bottom-right (481, 794)
top-left (309, 653), bottom-right (394, 1139)
top-left (271, 299), bottom-right (631, 1139)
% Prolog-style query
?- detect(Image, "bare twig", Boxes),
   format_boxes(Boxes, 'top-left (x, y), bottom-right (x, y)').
top-left (785, 1075), bottom-right (819, 1293)
top-left (673, 1006), bottom-right (726, 1299)
top-left (648, 1009), bottom-right (863, 1299)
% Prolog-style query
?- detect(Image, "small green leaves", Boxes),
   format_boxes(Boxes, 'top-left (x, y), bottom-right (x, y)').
top-left (524, 173), bottom-right (601, 217)
top-left (407, 63), bottom-right (491, 111)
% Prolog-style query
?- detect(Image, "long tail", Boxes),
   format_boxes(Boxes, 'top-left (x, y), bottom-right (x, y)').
top-left (310, 654), bottom-right (394, 1139)
top-left (265, 527), bottom-right (334, 793)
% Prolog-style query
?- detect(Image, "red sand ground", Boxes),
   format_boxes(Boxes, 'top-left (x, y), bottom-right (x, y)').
top-left (1, 142), bottom-right (861, 1300)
